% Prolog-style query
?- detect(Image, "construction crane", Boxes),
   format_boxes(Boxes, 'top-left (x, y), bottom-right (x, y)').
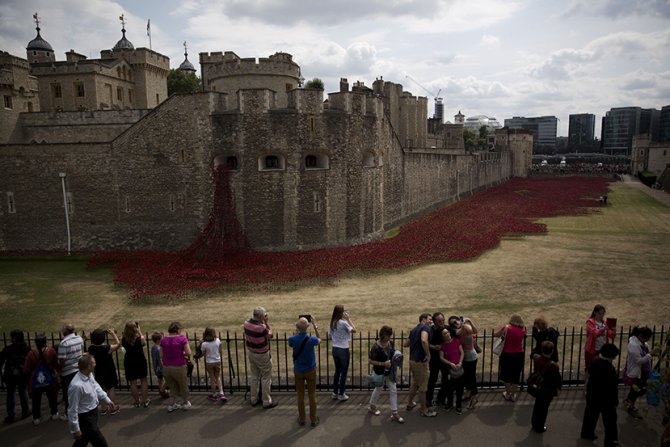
top-left (405, 75), bottom-right (444, 122)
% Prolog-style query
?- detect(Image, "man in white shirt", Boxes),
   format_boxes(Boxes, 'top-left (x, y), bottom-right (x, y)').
top-left (68, 354), bottom-right (117, 446)
top-left (59, 323), bottom-right (84, 418)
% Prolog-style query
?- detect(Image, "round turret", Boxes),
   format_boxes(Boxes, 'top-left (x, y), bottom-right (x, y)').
top-left (26, 13), bottom-right (55, 64)
top-left (113, 15), bottom-right (134, 51)
top-left (27, 30), bottom-right (53, 52)
top-left (178, 42), bottom-right (196, 73)
top-left (113, 29), bottom-right (134, 50)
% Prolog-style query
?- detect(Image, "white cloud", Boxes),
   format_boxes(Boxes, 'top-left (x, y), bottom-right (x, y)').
top-left (480, 34), bottom-right (500, 48)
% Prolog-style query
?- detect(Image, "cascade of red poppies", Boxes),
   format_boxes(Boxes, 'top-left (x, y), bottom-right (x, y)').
top-left (87, 176), bottom-right (612, 298)
top-left (180, 166), bottom-right (249, 262)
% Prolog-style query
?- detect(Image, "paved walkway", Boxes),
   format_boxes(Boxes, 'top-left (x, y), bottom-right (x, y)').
top-left (621, 175), bottom-right (670, 208)
top-left (1, 389), bottom-right (664, 446)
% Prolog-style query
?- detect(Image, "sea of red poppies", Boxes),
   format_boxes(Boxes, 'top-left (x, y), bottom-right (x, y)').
top-left (87, 176), bottom-right (611, 298)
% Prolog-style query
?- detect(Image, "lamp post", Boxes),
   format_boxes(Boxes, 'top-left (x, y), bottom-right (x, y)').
top-left (59, 172), bottom-right (71, 255)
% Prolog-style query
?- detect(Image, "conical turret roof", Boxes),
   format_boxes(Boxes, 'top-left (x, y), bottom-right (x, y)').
top-left (113, 28), bottom-right (134, 50)
top-left (27, 27), bottom-right (53, 51)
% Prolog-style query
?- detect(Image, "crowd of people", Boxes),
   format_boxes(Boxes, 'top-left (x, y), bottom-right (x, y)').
top-left (0, 304), bottom-right (659, 447)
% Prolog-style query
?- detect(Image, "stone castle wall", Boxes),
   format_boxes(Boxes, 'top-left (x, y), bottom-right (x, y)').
top-left (17, 109), bottom-right (150, 143)
top-left (0, 83), bottom-right (528, 252)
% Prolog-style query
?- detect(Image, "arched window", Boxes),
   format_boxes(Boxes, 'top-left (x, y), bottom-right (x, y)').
top-left (226, 156), bottom-right (238, 170)
top-left (258, 155), bottom-right (285, 171)
top-left (266, 156), bottom-right (279, 168)
top-left (363, 152), bottom-right (376, 168)
top-left (304, 154), bottom-right (330, 170)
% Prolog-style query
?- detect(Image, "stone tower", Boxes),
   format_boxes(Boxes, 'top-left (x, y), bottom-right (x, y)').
top-left (26, 13), bottom-right (55, 64)
top-left (199, 51), bottom-right (302, 108)
top-left (178, 42), bottom-right (196, 74)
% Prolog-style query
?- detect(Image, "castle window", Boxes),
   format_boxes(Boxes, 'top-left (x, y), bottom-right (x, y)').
top-left (117, 67), bottom-right (121, 78)
top-left (117, 87), bottom-right (124, 102)
top-left (51, 83), bottom-right (62, 98)
top-left (6, 192), bottom-right (16, 214)
top-left (305, 154), bottom-right (329, 170)
top-left (3, 95), bottom-right (12, 109)
top-left (125, 196), bottom-right (131, 213)
top-left (286, 83), bottom-right (293, 91)
top-left (156, 93), bottom-right (160, 105)
top-left (128, 89), bottom-right (133, 104)
top-left (74, 82), bottom-right (85, 97)
top-left (27, 102), bottom-right (33, 112)
top-left (258, 155), bottom-right (285, 171)
top-left (313, 192), bottom-right (322, 213)
top-left (363, 152), bottom-right (376, 168)
top-left (180, 149), bottom-right (186, 163)
top-left (266, 156), bottom-right (279, 168)
top-left (310, 117), bottom-right (315, 132)
top-left (169, 194), bottom-right (176, 212)
top-left (226, 156), bottom-right (238, 170)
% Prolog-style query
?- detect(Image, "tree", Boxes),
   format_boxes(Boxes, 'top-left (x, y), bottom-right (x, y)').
top-left (167, 69), bottom-right (201, 96)
top-left (463, 129), bottom-right (478, 152)
top-left (478, 125), bottom-right (489, 151)
top-left (304, 78), bottom-right (324, 90)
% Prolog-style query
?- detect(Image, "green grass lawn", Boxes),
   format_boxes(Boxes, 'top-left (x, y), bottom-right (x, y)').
top-left (0, 181), bottom-right (668, 336)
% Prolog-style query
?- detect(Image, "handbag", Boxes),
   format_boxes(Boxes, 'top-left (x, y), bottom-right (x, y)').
top-left (367, 373), bottom-right (384, 387)
top-left (474, 338), bottom-right (483, 354)
top-left (492, 327), bottom-right (507, 356)
top-left (450, 365), bottom-right (464, 379)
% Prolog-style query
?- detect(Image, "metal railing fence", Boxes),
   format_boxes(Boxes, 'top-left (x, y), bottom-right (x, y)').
top-left (1, 325), bottom-right (667, 395)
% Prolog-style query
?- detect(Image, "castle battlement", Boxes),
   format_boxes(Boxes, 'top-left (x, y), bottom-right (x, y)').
top-left (100, 48), bottom-right (170, 69)
top-left (200, 51), bottom-right (300, 78)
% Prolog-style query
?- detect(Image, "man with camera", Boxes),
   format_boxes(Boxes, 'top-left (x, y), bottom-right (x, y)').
top-left (289, 315), bottom-right (321, 427)
top-left (243, 307), bottom-right (276, 409)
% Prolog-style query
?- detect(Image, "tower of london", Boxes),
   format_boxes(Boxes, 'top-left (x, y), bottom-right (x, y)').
top-left (0, 17), bottom-right (532, 252)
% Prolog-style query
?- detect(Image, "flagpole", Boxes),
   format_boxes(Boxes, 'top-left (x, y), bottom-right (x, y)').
top-left (147, 19), bottom-right (152, 50)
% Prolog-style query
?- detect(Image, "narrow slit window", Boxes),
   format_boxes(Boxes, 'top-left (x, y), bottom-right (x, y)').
top-left (7, 192), bottom-right (16, 214)
top-left (313, 192), bottom-right (321, 213)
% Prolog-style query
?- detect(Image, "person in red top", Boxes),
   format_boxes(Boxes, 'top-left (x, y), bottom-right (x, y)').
top-left (494, 314), bottom-right (527, 402)
top-left (584, 304), bottom-right (615, 382)
top-left (437, 327), bottom-right (465, 414)
top-left (23, 333), bottom-right (60, 425)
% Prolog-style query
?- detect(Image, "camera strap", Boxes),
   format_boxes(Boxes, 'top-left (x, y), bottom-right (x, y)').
top-left (293, 335), bottom-right (309, 361)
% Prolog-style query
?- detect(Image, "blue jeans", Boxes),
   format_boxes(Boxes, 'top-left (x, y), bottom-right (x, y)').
top-left (332, 347), bottom-right (350, 395)
top-left (5, 376), bottom-right (29, 419)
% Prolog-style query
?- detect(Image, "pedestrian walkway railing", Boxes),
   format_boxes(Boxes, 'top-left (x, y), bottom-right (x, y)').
top-left (2, 325), bottom-right (667, 395)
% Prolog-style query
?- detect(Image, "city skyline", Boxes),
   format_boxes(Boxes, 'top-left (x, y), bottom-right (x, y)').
top-left (1, 0), bottom-right (668, 137)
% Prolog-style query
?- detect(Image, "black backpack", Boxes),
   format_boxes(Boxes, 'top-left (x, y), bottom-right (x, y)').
top-left (4, 344), bottom-right (28, 378)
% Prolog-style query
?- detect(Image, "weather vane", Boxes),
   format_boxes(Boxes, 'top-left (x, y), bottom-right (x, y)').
top-left (119, 13), bottom-right (126, 29)
top-left (33, 12), bottom-right (40, 29)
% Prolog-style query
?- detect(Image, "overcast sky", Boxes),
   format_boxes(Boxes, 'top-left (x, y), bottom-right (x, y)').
top-left (1, 0), bottom-right (669, 136)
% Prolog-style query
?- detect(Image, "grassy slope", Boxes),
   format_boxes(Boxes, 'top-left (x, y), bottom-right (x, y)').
top-left (0, 182), bottom-right (668, 336)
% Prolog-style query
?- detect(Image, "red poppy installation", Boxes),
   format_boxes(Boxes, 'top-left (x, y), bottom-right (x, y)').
top-left (87, 175), bottom-right (611, 298)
